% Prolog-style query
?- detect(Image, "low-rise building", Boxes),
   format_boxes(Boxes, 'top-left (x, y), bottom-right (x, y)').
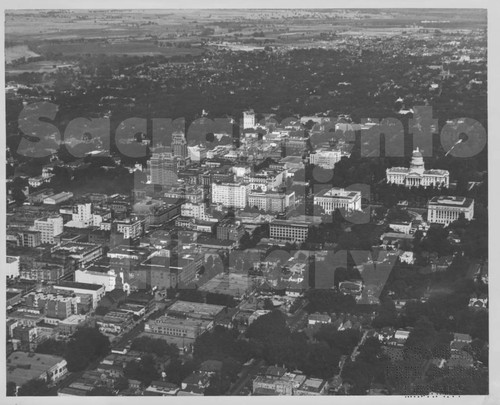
top-left (248, 190), bottom-right (295, 213)
top-left (308, 313), bottom-right (331, 326)
top-left (53, 281), bottom-right (105, 308)
top-left (427, 196), bottom-right (474, 225)
top-left (216, 218), bottom-right (245, 241)
top-left (144, 381), bottom-right (180, 396)
top-left (314, 187), bottom-right (362, 214)
top-left (167, 300), bottom-right (226, 321)
top-left (43, 191), bottom-right (74, 205)
top-left (294, 378), bottom-right (328, 395)
top-left (7, 351), bottom-right (68, 388)
top-left (144, 315), bottom-right (212, 343)
top-left (51, 242), bottom-right (103, 267)
top-left (309, 148), bottom-right (341, 169)
top-left (253, 372), bottom-right (306, 396)
top-left (96, 310), bottom-right (134, 336)
top-left (269, 219), bottom-right (310, 243)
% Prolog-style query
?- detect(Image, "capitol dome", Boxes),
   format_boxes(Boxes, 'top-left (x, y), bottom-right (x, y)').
top-left (412, 147), bottom-right (423, 158)
top-left (409, 147), bottom-right (425, 175)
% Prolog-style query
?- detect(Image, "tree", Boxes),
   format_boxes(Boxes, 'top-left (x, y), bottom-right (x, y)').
top-left (206, 292), bottom-right (237, 308)
top-left (18, 379), bottom-right (51, 396)
top-left (65, 327), bottom-right (110, 371)
top-left (305, 289), bottom-right (357, 314)
top-left (246, 310), bottom-right (290, 341)
top-left (94, 306), bottom-right (109, 316)
top-left (11, 187), bottom-right (27, 206)
top-left (114, 376), bottom-right (129, 392)
top-left (263, 298), bottom-right (275, 310)
top-left (314, 327), bottom-right (361, 355)
top-left (130, 336), bottom-right (178, 358)
top-left (302, 341), bottom-right (340, 380)
top-left (7, 381), bottom-right (17, 396)
top-left (124, 355), bottom-right (159, 386)
top-left (35, 338), bottom-right (67, 357)
top-left (372, 299), bottom-right (398, 328)
top-left (404, 316), bottom-right (437, 361)
top-left (178, 288), bottom-right (204, 303)
top-left (88, 386), bottom-right (115, 396)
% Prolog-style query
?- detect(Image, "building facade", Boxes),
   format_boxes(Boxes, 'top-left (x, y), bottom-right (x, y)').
top-left (270, 219), bottom-right (310, 243)
top-left (33, 216), bottom-right (64, 244)
top-left (309, 149), bottom-right (341, 169)
top-left (248, 190), bottom-right (295, 213)
top-left (314, 188), bottom-right (362, 214)
top-left (148, 152), bottom-right (180, 186)
top-left (144, 315), bottom-right (211, 339)
top-left (427, 196), bottom-right (474, 225)
top-left (243, 110), bottom-right (256, 129)
top-left (211, 182), bottom-right (248, 209)
top-left (172, 131), bottom-right (188, 159)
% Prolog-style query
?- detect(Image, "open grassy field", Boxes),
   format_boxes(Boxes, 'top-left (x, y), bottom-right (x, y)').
top-left (34, 42), bottom-right (203, 57)
top-left (5, 45), bottom-right (40, 64)
top-left (6, 60), bottom-right (76, 74)
top-left (5, 9), bottom-right (486, 61)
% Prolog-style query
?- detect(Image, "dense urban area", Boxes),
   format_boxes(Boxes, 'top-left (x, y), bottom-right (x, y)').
top-left (5, 9), bottom-right (488, 396)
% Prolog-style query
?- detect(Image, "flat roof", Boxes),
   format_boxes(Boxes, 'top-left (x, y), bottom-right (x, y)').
top-left (428, 196), bottom-right (474, 208)
top-left (315, 188), bottom-right (360, 199)
top-left (298, 378), bottom-right (326, 392)
top-left (168, 300), bottom-right (225, 318)
top-left (55, 281), bottom-right (104, 291)
top-left (148, 315), bottom-right (211, 328)
top-left (199, 273), bottom-right (252, 296)
top-left (7, 351), bottom-right (65, 386)
top-left (271, 219), bottom-right (309, 227)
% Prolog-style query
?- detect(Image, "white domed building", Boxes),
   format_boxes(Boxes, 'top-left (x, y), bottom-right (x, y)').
top-left (386, 148), bottom-right (449, 188)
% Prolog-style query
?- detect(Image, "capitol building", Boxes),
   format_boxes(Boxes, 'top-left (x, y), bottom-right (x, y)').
top-left (386, 148), bottom-right (449, 188)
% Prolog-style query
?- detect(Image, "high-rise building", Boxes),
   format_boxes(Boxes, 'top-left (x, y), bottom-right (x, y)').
top-left (148, 152), bottom-right (180, 186)
top-left (33, 216), bottom-right (63, 244)
top-left (65, 203), bottom-right (93, 228)
top-left (6, 256), bottom-right (20, 278)
top-left (172, 131), bottom-right (188, 159)
top-left (211, 182), bottom-right (248, 209)
top-left (243, 110), bottom-right (256, 130)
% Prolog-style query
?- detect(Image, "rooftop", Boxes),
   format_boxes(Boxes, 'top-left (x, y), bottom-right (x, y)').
top-left (298, 378), bottom-right (327, 393)
top-left (428, 196), bottom-right (474, 208)
top-left (168, 300), bottom-right (226, 319)
top-left (55, 281), bottom-right (104, 291)
top-left (7, 351), bottom-right (66, 386)
top-left (315, 187), bottom-right (360, 199)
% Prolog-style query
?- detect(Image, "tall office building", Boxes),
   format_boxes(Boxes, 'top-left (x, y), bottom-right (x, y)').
top-left (211, 182), bottom-right (248, 209)
top-left (172, 131), bottom-right (188, 159)
top-left (66, 203), bottom-right (93, 228)
top-left (243, 110), bottom-right (256, 130)
top-left (33, 216), bottom-right (63, 244)
top-left (148, 152), bottom-right (179, 186)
